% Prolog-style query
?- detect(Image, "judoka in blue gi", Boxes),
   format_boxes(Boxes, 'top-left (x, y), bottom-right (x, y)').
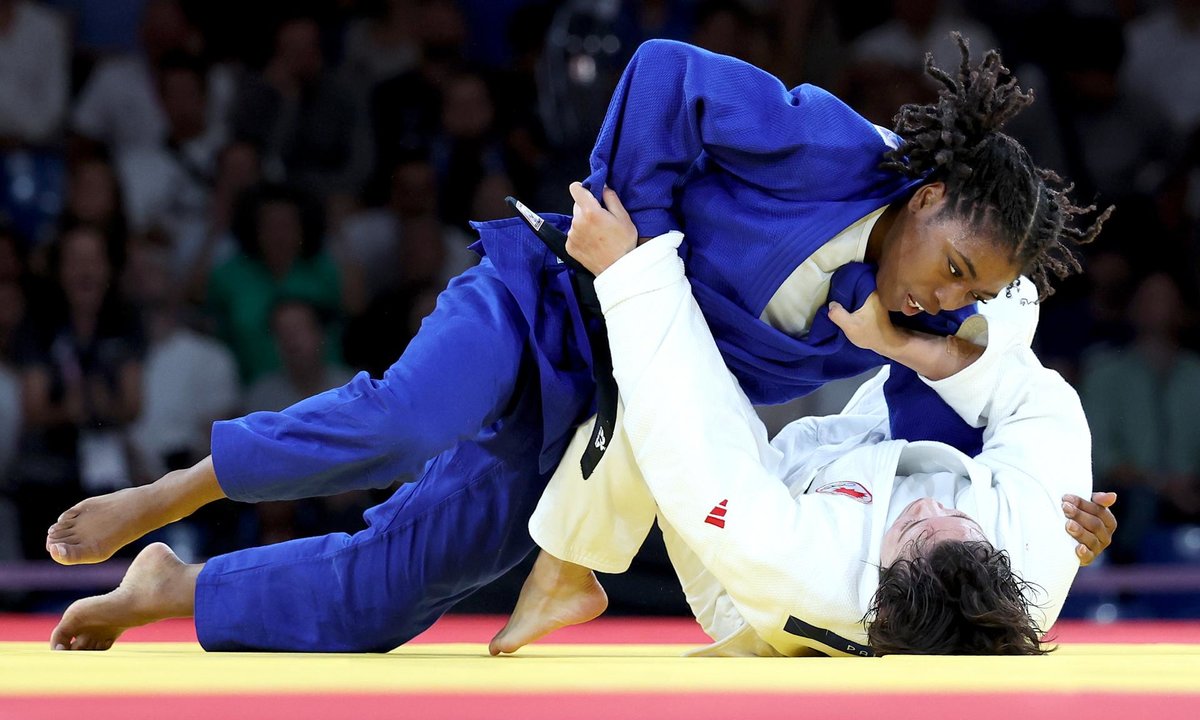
top-left (47, 36), bottom-right (1111, 652)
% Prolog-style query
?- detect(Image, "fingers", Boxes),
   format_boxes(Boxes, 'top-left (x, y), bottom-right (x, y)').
top-left (1064, 517), bottom-right (1099, 565)
top-left (827, 301), bottom-right (849, 329)
top-left (1064, 493), bottom-right (1118, 531)
top-left (601, 186), bottom-right (630, 222)
top-left (568, 181), bottom-right (600, 212)
top-left (1063, 494), bottom-right (1117, 566)
top-left (1063, 516), bottom-right (1102, 565)
top-left (1092, 491), bottom-right (1118, 508)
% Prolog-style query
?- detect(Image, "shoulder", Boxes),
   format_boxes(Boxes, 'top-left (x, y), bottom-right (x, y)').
top-left (212, 252), bottom-right (255, 278)
top-left (18, 2), bottom-right (67, 35)
top-left (1080, 346), bottom-right (1136, 383)
top-left (301, 252), bottom-right (341, 279)
top-left (1174, 351), bottom-right (1200, 378)
top-left (176, 329), bottom-right (238, 364)
top-left (1128, 8), bottom-right (1175, 40)
top-left (88, 56), bottom-right (146, 84)
top-left (209, 254), bottom-right (261, 294)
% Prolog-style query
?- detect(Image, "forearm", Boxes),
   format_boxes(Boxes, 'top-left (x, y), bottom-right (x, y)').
top-left (877, 328), bottom-right (983, 381)
top-left (828, 294), bottom-right (982, 382)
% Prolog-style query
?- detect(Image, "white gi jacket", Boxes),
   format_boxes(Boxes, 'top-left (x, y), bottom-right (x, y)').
top-left (530, 232), bottom-right (1092, 657)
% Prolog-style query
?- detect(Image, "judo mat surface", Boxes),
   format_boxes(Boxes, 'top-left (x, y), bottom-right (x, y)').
top-left (2, 614), bottom-right (1198, 719)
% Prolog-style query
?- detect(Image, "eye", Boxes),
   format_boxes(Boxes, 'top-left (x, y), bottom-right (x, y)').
top-left (948, 259), bottom-right (961, 278)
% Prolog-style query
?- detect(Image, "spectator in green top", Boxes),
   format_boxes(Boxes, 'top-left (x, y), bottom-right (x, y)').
top-left (1080, 272), bottom-right (1200, 562)
top-left (207, 183), bottom-right (344, 383)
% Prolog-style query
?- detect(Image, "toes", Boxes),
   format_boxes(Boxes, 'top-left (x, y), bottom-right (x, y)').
top-left (73, 634), bottom-right (113, 651)
top-left (71, 634), bottom-right (92, 650)
top-left (48, 542), bottom-right (85, 565)
top-left (48, 543), bottom-right (69, 564)
top-left (45, 531), bottom-right (76, 558)
top-left (48, 513), bottom-right (79, 539)
top-left (47, 523), bottom-right (75, 539)
top-left (50, 621), bottom-right (75, 651)
top-left (488, 634), bottom-right (505, 656)
top-left (488, 625), bottom-right (519, 656)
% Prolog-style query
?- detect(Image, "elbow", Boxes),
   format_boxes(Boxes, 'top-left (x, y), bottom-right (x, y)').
top-left (630, 38), bottom-right (689, 67)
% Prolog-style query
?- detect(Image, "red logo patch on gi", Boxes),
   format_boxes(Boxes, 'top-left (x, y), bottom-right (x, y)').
top-left (705, 499), bottom-right (728, 528)
top-left (815, 481), bottom-right (873, 504)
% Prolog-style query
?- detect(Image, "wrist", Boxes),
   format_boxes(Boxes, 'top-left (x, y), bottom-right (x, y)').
top-left (591, 245), bottom-right (634, 275)
top-left (870, 323), bottom-right (908, 358)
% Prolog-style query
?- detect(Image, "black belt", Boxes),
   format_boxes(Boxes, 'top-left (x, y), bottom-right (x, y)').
top-left (506, 196), bottom-right (616, 479)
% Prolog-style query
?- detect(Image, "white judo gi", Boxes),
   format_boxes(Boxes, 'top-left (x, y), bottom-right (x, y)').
top-left (530, 232), bottom-right (1093, 657)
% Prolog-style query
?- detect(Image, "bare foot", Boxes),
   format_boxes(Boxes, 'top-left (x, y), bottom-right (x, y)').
top-left (50, 543), bottom-right (200, 651)
top-left (489, 550), bottom-right (608, 655)
top-left (46, 486), bottom-right (168, 565)
top-left (46, 460), bottom-right (224, 565)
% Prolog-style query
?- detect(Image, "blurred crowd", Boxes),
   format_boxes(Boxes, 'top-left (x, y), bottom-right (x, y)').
top-left (0, 0), bottom-right (1198, 615)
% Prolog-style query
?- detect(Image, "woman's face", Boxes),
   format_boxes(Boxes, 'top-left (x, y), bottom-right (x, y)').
top-left (879, 497), bottom-right (988, 568)
top-left (874, 183), bottom-right (1021, 317)
top-left (68, 160), bottom-right (118, 224)
top-left (256, 201), bottom-right (304, 274)
top-left (59, 228), bottom-right (112, 313)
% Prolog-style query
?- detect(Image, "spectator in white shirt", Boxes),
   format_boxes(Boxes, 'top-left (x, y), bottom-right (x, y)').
top-left (125, 244), bottom-right (238, 482)
top-left (70, 0), bottom-right (232, 155)
top-left (1122, 0), bottom-right (1200, 138)
top-left (0, 0), bottom-right (69, 146)
top-left (116, 51), bottom-right (226, 283)
top-left (851, 0), bottom-right (999, 73)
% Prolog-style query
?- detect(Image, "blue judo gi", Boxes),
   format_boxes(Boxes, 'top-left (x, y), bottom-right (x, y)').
top-left (194, 40), bottom-right (982, 651)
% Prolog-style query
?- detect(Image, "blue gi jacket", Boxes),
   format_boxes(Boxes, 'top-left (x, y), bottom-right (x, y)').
top-left (212, 40), bottom-right (981, 501)
top-left (473, 40), bottom-right (982, 471)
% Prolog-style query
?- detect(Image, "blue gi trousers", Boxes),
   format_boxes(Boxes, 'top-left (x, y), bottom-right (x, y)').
top-left (194, 258), bottom-right (590, 651)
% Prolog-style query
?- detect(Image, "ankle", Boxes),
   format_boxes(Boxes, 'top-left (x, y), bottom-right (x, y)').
top-left (537, 556), bottom-right (593, 587)
top-left (158, 562), bottom-right (201, 618)
top-left (159, 458), bottom-right (225, 520)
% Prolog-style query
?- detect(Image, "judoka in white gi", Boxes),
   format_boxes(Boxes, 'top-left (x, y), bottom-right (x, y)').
top-left (491, 192), bottom-right (1105, 657)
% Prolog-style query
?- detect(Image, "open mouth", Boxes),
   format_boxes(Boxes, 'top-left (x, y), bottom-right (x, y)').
top-left (905, 294), bottom-right (928, 314)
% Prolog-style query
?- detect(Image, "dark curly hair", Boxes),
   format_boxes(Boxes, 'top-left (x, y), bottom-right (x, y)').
top-left (865, 540), bottom-right (1047, 655)
top-left (881, 33), bottom-right (1112, 299)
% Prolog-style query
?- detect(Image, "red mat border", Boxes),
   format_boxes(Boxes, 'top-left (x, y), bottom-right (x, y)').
top-left (1, 692), bottom-right (1197, 720)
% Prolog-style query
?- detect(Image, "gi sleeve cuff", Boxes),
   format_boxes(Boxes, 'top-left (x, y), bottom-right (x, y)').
top-left (594, 230), bottom-right (685, 315)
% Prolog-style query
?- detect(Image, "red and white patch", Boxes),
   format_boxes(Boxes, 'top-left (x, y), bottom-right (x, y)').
top-left (815, 481), bottom-right (873, 504)
top-left (705, 499), bottom-right (728, 528)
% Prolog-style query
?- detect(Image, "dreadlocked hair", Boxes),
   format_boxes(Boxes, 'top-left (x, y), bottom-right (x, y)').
top-left (880, 33), bottom-right (1113, 299)
top-left (865, 540), bottom-right (1048, 656)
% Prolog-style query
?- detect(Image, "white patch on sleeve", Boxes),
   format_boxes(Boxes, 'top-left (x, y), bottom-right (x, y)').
top-left (872, 124), bottom-right (901, 150)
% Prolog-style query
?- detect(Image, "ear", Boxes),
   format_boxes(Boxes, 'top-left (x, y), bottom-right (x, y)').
top-left (908, 182), bottom-right (947, 213)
